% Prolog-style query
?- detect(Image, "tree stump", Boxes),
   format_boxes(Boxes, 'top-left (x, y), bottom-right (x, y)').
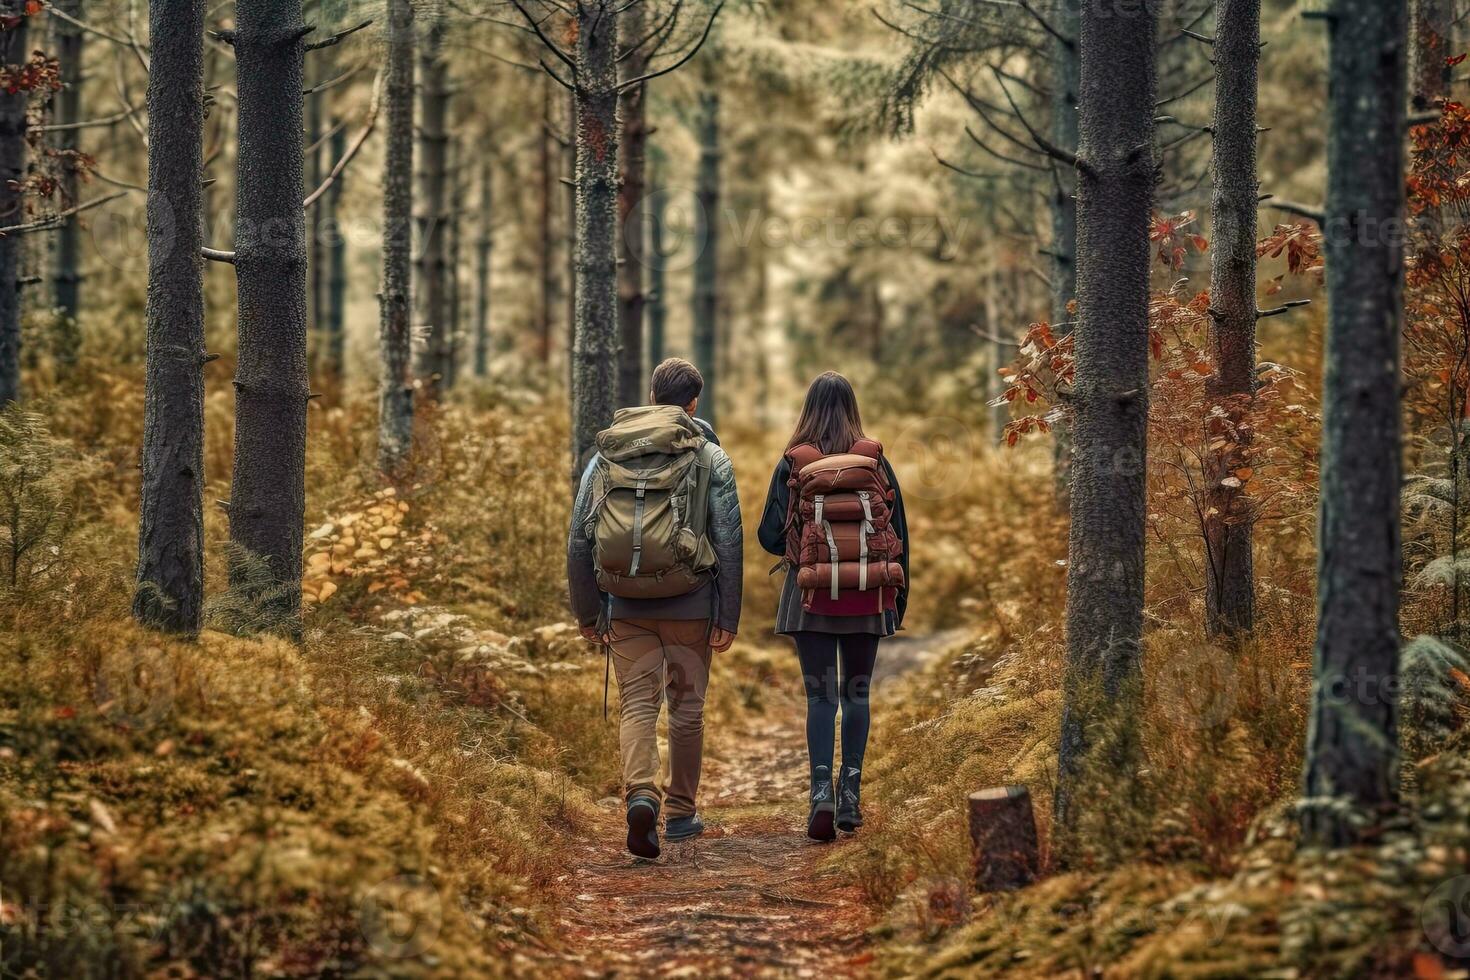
top-left (969, 786), bottom-right (1040, 892)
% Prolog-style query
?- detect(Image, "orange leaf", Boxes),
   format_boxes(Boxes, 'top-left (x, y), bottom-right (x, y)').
top-left (1412, 952), bottom-right (1444, 980)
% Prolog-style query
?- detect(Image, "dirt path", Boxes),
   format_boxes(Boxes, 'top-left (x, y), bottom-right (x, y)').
top-left (545, 631), bottom-right (967, 978)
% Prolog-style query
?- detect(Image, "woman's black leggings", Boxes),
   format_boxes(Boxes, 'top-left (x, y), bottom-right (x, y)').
top-left (791, 632), bottom-right (879, 775)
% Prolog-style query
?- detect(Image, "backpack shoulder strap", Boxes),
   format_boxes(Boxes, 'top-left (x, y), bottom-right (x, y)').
top-left (687, 441), bottom-right (719, 540)
top-left (850, 438), bottom-right (883, 460)
top-left (786, 443), bottom-right (824, 474)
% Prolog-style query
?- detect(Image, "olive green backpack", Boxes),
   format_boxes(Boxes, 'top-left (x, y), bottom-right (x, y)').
top-left (584, 405), bottom-right (719, 599)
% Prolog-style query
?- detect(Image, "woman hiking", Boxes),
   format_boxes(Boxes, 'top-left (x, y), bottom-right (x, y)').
top-left (758, 372), bottom-right (909, 841)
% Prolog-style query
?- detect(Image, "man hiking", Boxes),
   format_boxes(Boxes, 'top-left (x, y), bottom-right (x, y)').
top-left (567, 357), bottom-right (743, 858)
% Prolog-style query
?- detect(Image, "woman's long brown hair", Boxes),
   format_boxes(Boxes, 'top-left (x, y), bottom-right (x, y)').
top-left (786, 371), bottom-right (866, 455)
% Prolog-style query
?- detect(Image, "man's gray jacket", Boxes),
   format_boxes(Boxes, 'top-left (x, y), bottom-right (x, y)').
top-left (566, 416), bottom-right (743, 634)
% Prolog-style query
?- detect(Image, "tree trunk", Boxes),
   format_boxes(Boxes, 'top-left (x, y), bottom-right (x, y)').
top-left (0, 6), bottom-right (27, 406)
top-left (538, 79), bottom-right (554, 367)
top-left (53, 0), bottom-right (82, 322)
top-left (1299, 0), bottom-right (1407, 850)
top-left (474, 159), bottom-right (492, 378)
top-left (1204, 0), bottom-right (1261, 640)
top-left (617, 2), bottom-right (649, 406)
top-left (133, 0), bottom-right (207, 635)
top-left (565, 88), bottom-right (578, 400)
top-left (1053, 0), bottom-right (1158, 840)
top-left (445, 137), bottom-right (462, 390)
top-left (692, 88), bottom-right (720, 430)
top-left (1410, 0), bottom-right (1451, 111)
top-left (377, 0), bottom-right (414, 476)
top-left (647, 148), bottom-right (667, 369)
top-left (229, 0), bottom-right (311, 630)
top-left (986, 260), bottom-right (1007, 445)
top-left (1049, 2), bottom-right (1080, 502)
top-left (324, 119), bottom-right (347, 380)
top-left (569, 2), bottom-right (620, 472)
top-left (968, 787), bottom-right (1041, 892)
top-left (413, 7), bottom-right (451, 399)
top-left (306, 44), bottom-right (327, 363)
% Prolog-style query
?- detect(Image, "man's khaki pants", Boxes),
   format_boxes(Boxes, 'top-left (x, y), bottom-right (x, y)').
top-left (607, 618), bottom-right (712, 819)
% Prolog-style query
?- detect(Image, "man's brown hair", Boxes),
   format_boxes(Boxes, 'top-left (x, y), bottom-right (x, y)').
top-left (650, 357), bottom-right (704, 407)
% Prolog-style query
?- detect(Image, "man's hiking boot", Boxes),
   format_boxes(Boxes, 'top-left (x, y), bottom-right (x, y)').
top-left (807, 765), bottom-right (837, 842)
top-left (836, 766), bottom-right (863, 833)
top-left (665, 813), bottom-right (705, 842)
top-left (626, 795), bottom-right (660, 859)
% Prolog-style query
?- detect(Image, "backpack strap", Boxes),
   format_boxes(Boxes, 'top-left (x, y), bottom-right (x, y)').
top-left (787, 443), bottom-right (824, 473)
top-left (688, 441), bottom-right (717, 542)
top-left (850, 438), bottom-right (883, 460)
top-left (629, 478), bottom-right (649, 576)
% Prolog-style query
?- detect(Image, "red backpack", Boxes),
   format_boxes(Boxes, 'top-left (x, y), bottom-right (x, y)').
top-left (783, 439), bottom-right (905, 615)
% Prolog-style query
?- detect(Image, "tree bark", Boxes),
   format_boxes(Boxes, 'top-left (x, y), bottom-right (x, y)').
top-left (1054, 0), bottom-right (1158, 840)
top-left (0, 6), bottom-right (27, 406)
top-left (474, 158), bottom-right (492, 378)
top-left (616, 1), bottom-right (648, 406)
top-left (1049, 1), bottom-right (1080, 502)
top-left (377, 0), bottom-right (414, 476)
top-left (228, 0), bottom-right (310, 630)
top-left (413, 6), bottom-right (451, 399)
top-left (53, 0), bottom-right (82, 321)
top-left (692, 88), bottom-right (720, 430)
top-left (133, 0), bottom-right (207, 635)
top-left (1299, 0), bottom-right (1407, 850)
top-left (570, 6), bottom-right (620, 472)
top-left (324, 118), bottom-right (347, 380)
top-left (1410, 0), bottom-right (1451, 111)
top-left (1204, 0), bottom-right (1261, 640)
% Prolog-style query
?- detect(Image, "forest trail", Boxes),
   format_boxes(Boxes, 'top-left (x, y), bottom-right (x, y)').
top-left (544, 630), bottom-right (965, 978)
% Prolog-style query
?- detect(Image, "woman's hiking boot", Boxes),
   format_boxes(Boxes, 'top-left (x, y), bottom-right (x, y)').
top-left (626, 795), bottom-right (661, 859)
top-left (807, 765), bottom-right (837, 842)
top-left (836, 766), bottom-right (863, 833)
top-left (665, 812), bottom-right (705, 842)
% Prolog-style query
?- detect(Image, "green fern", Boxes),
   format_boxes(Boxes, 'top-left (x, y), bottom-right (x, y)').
top-left (1401, 635), bottom-right (1470, 760)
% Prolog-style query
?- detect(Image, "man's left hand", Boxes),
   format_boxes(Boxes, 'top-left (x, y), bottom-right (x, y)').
top-left (710, 628), bottom-right (736, 653)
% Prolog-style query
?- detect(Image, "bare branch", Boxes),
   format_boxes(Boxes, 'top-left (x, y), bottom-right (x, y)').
top-left (616, 0), bottom-right (724, 92)
top-left (1017, 0), bottom-right (1074, 48)
top-left (36, 107), bottom-right (138, 133)
top-left (305, 18), bottom-right (373, 51)
top-left (1257, 300), bottom-right (1312, 319)
top-left (303, 70), bottom-right (384, 209)
top-left (991, 67), bottom-right (1089, 173)
top-left (0, 191), bottom-right (128, 236)
top-left (509, 0), bottom-right (580, 77)
top-left (1260, 197), bottom-right (1325, 224)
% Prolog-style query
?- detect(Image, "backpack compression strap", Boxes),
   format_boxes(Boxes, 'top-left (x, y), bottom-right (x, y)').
top-left (629, 479), bottom-right (648, 576)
